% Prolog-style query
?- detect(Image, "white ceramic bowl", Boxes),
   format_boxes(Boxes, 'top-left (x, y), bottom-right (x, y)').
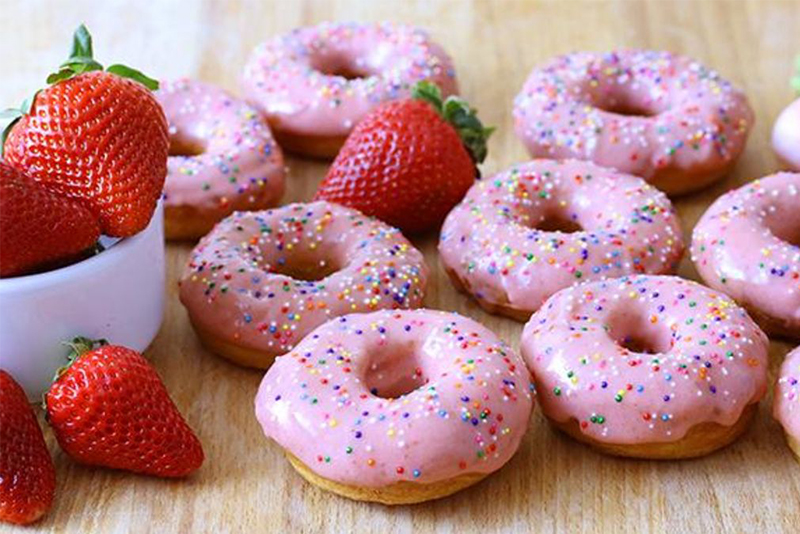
top-left (0, 201), bottom-right (166, 400)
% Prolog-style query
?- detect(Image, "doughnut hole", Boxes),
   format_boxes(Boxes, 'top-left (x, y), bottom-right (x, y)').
top-left (168, 128), bottom-right (206, 157)
top-left (768, 225), bottom-right (800, 247)
top-left (310, 52), bottom-right (374, 80)
top-left (588, 86), bottom-right (664, 118)
top-left (595, 98), bottom-right (656, 118)
top-left (365, 341), bottom-right (429, 399)
top-left (535, 209), bottom-right (583, 233)
top-left (269, 247), bottom-right (343, 282)
top-left (763, 206), bottom-right (800, 247)
top-left (606, 304), bottom-right (671, 355)
top-left (519, 203), bottom-right (584, 234)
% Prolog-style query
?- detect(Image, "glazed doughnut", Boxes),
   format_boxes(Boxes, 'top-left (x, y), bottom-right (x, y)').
top-left (692, 173), bottom-right (800, 339)
top-left (179, 201), bottom-right (428, 368)
top-left (439, 159), bottom-right (684, 321)
top-left (513, 50), bottom-right (754, 195)
top-left (156, 79), bottom-right (286, 240)
top-left (254, 309), bottom-right (534, 504)
top-left (772, 98), bottom-right (800, 171)
top-left (774, 346), bottom-right (800, 461)
top-left (520, 275), bottom-right (769, 459)
top-left (241, 21), bottom-right (458, 159)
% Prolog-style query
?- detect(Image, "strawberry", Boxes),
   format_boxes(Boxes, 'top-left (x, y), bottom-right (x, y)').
top-left (0, 370), bottom-right (56, 525)
top-left (2, 25), bottom-right (168, 237)
top-left (314, 81), bottom-right (493, 233)
top-left (0, 162), bottom-right (100, 277)
top-left (45, 338), bottom-right (204, 478)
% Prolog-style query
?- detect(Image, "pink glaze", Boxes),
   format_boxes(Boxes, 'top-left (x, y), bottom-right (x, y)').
top-left (521, 275), bottom-right (768, 444)
top-left (439, 159), bottom-right (684, 318)
top-left (772, 98), bottom-right (800, 171)
top-left (774, 346), bottom-right (800, 441)
top-left (513, 50), bottom-right (753, 187)
top-left (156, 79), bottom-right (285, 220)
top-left (691, 173), bottom-right (800, 334)
top-left (255, 309), bottom-right (534, 487)
top-left (179, 201), bottom-right (428, 361)
top-left (241, 21), bottom-right (458, 139)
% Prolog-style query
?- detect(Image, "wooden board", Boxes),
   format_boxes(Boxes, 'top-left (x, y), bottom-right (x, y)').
top-left (2, 0), bottom-right (798, 532)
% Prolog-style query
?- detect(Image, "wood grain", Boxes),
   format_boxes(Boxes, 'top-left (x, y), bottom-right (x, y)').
top-left (1, 0), bottom-right (798, 532)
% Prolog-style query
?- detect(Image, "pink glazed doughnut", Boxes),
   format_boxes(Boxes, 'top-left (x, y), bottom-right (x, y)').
top-left (156, 79), bottom-right (286, 240)
top-left (520, 275), bottom-right (769, 459)
top-left (179, 201), bottom-right (428, 368)
top-left (241, 21), bottom-right (458, 159)
top-left (772, 98), bottom-right (800, 171)
top-left (774, 346), bottom-right (800, 461)
top-left (692, 173), bottom-right (800, 340)
top-left (255, 309), bottom-right (534, 504)
top-left (513, 50), bottom-right (754, 195)
top-left (439, 159), bottom-right (685, 321)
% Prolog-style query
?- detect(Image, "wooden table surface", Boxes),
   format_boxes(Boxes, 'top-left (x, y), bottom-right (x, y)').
top-left (2, 0), bottom-right (799, 532)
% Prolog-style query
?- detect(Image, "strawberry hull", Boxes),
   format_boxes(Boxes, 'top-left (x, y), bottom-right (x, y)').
top-left (0, 201), bottom-right (165, 401)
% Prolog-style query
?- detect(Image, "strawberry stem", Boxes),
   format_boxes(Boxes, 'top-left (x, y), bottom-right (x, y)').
top-left (45, 24), bottom-right (159, 90)
top-left (411, 81), bottom-right (494, 165)
top-left (52, 337), bottom-right (108, 380)
top-left (71, 24), bottom-right (94, 58)
top-left (65, 336), bottom-right (104, 357)
top-left (2, 24), bottom-right (159, 155)
top-left (44, 337), bottom-right (108, 412)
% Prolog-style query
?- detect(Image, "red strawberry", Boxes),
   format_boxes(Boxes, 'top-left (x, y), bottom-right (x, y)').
top-left (314, 81), bottom-right (493, 233)
top-left (2, 25), bottom-right (168, 237)
top-left (0, 162), bottom-right (100, 277)
top-left (0, 370), bottom-right (56, 525)
top-left (45, 338), bottom-right (204, 478)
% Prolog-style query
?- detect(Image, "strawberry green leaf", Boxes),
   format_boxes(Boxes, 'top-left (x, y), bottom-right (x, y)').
top-left (0, 109), bottom-right (24, 120)
top-left (62, 57), bottom-right (105, 72)
top-left (64, 336), bottom-right (108, 360)
top-left (0, 111), bottom-right (23, 158)
top-left (106, 64), bottom-right (160, 90)
top-left (42, 24), bottom-right (159, 91)
top-left (44, 336), bottom-right (107, 409)
top-left (51, 337), bottom-right (109, 381)
top-left (66, 61), bottom-right (103, 77)
top-left (46, 68), bottom-right (77, 84)
top-left (411, 80), bottom-right (445, 116)
top-left (20, 91), bottom-right (38, 115)
top-left (412, 81), bottom-right (493, 165)
top-left (0, 90), bottom-right (39, 157)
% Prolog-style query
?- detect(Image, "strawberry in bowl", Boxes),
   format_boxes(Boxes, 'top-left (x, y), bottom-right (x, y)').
top-left (0, 25), bottom-right (168, 399)
top-left (2, 24), bottom-right (168, 238)
top-left (0, 163), bottom-right (100, 277)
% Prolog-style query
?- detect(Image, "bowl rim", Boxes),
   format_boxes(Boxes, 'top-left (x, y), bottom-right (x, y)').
top-left (0, 200), bottom-right (164, 293)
